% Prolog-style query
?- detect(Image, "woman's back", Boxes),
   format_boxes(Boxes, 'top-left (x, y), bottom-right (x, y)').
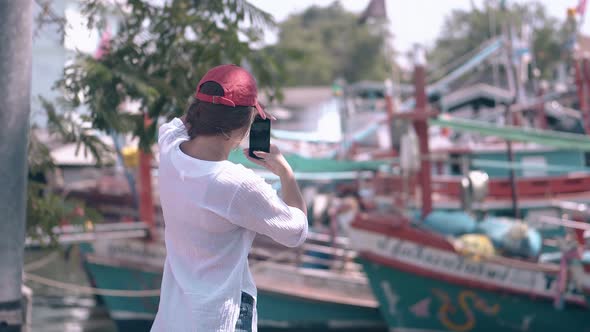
top-left (152, 118), bottom-right (307, 331)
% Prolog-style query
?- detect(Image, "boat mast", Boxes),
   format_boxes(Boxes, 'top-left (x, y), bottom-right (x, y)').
top-left (412, 47), bottom-right (433, 217)
top-left (582, 58), bottom-right (590, 134)
top-left (500, 1), bottom-right (520, 218)
top-left (139, 114), bottom-right (156, 240)
top-left (569, 5), bottom-right (590, 135)
top-left (575, 60), bottom-right (587, 132)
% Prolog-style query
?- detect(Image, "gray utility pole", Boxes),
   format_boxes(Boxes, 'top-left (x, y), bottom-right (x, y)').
top-left (0, 1), bottom-right (33, 331)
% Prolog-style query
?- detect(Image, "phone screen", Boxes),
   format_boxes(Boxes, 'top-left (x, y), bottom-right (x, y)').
top-left (249, 117), bottom-right (271, 159)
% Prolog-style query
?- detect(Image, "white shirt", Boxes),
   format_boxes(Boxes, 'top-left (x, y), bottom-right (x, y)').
top-left (151, 118), bottom-right (308, 332)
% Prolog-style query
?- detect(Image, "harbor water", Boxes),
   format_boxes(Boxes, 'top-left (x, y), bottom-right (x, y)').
top-left (26, 248), bottom-right (117, 332)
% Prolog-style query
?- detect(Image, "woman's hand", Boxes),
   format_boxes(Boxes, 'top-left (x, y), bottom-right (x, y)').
top-left (243, 144), bottom-right (293, 178)
top-left (244, 144), bottom-right (306, 216)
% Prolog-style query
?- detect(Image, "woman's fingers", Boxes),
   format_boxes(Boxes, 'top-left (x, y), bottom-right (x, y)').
top-left (243, 149), bottom-right (268, 167)
top-left (242, 147), bottom-right (291, 177)
top-left (245, 154), bottom-right (267, 167)
top-left (264, 110), bottom-right (277, 121)
top-left (253, 151), bottom-right (269, 158)
top-left (246, 156), bottom-right (266, 167)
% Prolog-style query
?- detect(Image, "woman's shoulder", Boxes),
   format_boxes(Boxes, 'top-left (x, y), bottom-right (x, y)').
top-left (216, 162), bottom-right (264, 188)
top-left (218, 163), bottom-right (277, 204)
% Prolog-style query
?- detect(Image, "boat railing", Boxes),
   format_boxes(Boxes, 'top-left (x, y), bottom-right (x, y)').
top-left (370, 171), bottom-right (590, 200)
top-left (527, 212), bottom-right (590, 251)
top-left (249, 231), bottom-right (362, 275)
top-left (553, 200), bottom-right (590, 216)
top-left (549, 201), bottom-right (590, 240)
top-left (51, 221), bottom-right (150, 234)
top-left (306, 231), bottom-right (350, 246)
top-left (533, 215), bottom-right (590, 232)
top-left (25, 221), bottom-right (150, 248)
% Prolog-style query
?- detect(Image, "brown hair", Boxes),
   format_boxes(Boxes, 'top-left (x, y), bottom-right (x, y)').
top-left (185, 81), bottom-right (255, 139)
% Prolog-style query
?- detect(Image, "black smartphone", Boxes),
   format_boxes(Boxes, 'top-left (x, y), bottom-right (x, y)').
top-left (249, 115), bottom-right (271, 159)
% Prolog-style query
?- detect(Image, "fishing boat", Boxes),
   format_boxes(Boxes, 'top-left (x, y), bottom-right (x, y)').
top-left (327, 37), bottom-right (590, 220)
top-left (348, 55), bottom-right (590, 332)
top-left (351, 217), bottom-right (590, 331)
top-left (366, 144), bottom-right (590, 217)
top-left (78, 231), bottom-right (386, 331)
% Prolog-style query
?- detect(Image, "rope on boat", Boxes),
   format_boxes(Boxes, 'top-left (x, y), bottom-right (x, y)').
top-left (471, 158), bottom-right (590, 173)
top-left (24, 251), bottom-right (60, 272)
top-left (23, 272), bottom-right (161, 297)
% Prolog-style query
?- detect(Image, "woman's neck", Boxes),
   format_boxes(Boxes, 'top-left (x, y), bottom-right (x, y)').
top-left (179, 136), bottom-right (233, 162)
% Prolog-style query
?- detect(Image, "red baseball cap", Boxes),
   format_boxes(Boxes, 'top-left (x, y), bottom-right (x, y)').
top-left (195, 64), bottom-right (266, 119)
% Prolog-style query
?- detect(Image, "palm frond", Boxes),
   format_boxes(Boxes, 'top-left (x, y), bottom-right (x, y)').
top-left (236, 0), bottom-right (276, 29)
top-left (28, 131), bottom-right (54, 175)
top-left (39, 95), bottom-right (113, 167)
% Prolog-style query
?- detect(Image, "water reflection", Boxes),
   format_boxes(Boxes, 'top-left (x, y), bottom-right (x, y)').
top-left (26, 248), bottom-right (116, 332)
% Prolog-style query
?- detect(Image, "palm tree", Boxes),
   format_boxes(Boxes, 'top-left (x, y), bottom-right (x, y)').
top-left (32, 0), bottom-right (281, 238)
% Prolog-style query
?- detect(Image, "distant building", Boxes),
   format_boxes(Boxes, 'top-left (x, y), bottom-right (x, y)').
top-left (260, 86), bottom-right (334, 111)
top-left (31, 0), bottom-right (102, 126)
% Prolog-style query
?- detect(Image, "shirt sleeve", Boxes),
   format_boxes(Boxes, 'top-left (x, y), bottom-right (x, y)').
top-left (158, 118), bottom-right (189, 149)
top-left (227, 175), bottom-right (308, 248)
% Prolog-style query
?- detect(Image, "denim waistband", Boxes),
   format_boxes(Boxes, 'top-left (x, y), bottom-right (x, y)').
top-left (240, 292), bottom-right (254, 306)
top-left (235, 292), bottom-right (255, 332)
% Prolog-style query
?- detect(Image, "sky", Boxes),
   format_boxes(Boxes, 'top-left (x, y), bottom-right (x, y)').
top-left (249, 0), bottom-right (588, 64)
top-left (63, 0), bottom-right (587, 64)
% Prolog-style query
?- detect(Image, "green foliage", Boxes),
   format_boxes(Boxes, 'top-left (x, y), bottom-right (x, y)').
top-left (429, 1), bottom-right (566, 80)
top-left (26, 0), bottom-right (281, 244)
top-left (26, 96), bottom-right (107, 246)
top-left (40, 96), bottom-right (113, 166)
top-left (28, 128), bottom-right (54, 176)
top-left (57, 0), bottom-right (281, 151)
top-left (26, 181), bottom-right (103, 246)
top-left (268, 1), bottom-right (394, 86)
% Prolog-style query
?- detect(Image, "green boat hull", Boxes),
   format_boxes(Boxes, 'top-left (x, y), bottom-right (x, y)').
top-left (359, 258), bottom-right (590, 332)
top-left (82, 257), bottom-right (160, 331)
top-left (256, 290), bottom-right (385, 331)
top-left (80, 242), bottom-right (386, 331)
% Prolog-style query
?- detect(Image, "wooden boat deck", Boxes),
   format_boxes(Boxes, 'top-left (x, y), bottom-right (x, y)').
top-left (252, 263), bottom-right (377, 308)
top-left (249, 232), bottom-right (378, 308)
